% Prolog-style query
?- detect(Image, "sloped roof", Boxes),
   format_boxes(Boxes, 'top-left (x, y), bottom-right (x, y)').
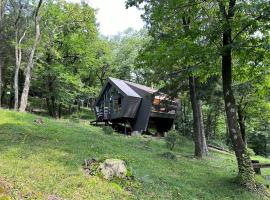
top-left (108, 77), bottom-right (158, 97)
top-left (96, 77), bottom-right (160, 106)
top-left (109, 77), bottom-right (141, 98)
top-left (124, 80), bottom-right (158, 94)
top-left (108, 77), bottom-right (159, 97)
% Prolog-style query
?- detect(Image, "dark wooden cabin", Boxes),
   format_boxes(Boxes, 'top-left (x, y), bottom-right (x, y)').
top-left (94, 77), bottom-right (178, 134)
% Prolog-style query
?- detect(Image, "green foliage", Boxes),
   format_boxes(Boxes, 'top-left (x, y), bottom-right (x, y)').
top-left (109, 28), bottom-right (150, 82)
top-left (249, 132), bottom-right (270, 156)
top-left (165, 129), bottom-right (179, 150)
top-left (160, 152), bottom-right (176, 160)
top-left (246, 148), bottom-right (256, 157)
top-left (102, 126), bottom-right (114, 135)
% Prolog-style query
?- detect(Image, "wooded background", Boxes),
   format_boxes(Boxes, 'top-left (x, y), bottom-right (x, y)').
top-left (0, 0), bottom-right (269, 192)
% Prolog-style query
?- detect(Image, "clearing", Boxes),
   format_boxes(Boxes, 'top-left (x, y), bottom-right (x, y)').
top-left (0, 109), bottom-right (269, 199)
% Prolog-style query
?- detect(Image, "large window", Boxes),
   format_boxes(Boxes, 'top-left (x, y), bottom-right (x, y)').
top-left (109, 88), bottom-right (123, 113)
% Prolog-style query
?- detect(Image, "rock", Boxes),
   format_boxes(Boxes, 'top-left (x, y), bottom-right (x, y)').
top-left (99, 159), bottom-right (127, 180)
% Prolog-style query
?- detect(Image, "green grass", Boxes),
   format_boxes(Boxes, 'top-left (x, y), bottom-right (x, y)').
top-left (0, 109), bottom-right (269, 199)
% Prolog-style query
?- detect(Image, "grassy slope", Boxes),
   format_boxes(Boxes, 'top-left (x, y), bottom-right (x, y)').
top-left (0, 109), bottom-right (269, 200)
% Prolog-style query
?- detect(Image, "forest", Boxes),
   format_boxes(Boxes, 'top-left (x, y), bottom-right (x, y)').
top-left (0, 0), bottom-right (270, 199)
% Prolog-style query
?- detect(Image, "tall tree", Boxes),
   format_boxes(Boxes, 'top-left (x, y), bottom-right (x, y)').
top-left (217, 0), bottom-right (261, 190)
top-left (127, 0), bottom-right (270, 191)
top-left (0, 0), bottom-right (6, 107)
top-left (189, 76), bottom-right (208, 157)
top-left (19, 0), bottom-right (42, 112)
top-left (109, 28), bottom-right (149, 82)
top-left (33, 0), bottom-right (102, 117)
top-left (127, 0), bottom-right (210, 157)
top-left (12, 0), bottom-right (26, 110)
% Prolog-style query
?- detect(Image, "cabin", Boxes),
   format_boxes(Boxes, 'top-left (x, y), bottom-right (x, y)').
top-left (94, 77), bottom-right (178, 134)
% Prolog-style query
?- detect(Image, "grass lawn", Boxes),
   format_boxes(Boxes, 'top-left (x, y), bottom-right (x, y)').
top-left (0, 109), bottom-right (269, 199)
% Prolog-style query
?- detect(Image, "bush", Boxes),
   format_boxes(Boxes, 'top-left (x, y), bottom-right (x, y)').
top-left (161, 152), bottom-right (176, 160)
top-left (69, 113), bottom-right (80, 123)
top-left (165, 129), bottom-right (179, 150)
top-left (246, 147), bottom-right (256, 157)
top-left (102, 126), bottom-right (114, 135)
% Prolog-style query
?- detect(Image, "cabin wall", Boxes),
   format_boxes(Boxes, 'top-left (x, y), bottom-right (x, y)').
top-left (95, 83), bottom-right (141, 121)
top-left (121, 96), bottom-right (141, 118)
top-left (132, 95), bottom-right (152, 132)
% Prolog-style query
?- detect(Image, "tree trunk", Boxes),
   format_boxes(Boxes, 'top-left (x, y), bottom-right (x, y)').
top-left (0, 63), bottom-right (1, 106)
top-left (69, 104), bottom-right (71, 114)
top-left (14, 27), bottom-right (25, 110)
top-left (51, 96), bottom-right (56, 117)
top-left (198, 100), bottom-right (208, 155)
top-left (221, 22), bottom-right (256, 191)
top-left (0, 0), bottom-right (6, 107)
top-left (205, 111), bottom-right (212, 139)
top-left (58, 103), bottom-right (62, 118)
top-left (237, 105), bottom-right (246, 145)
top-left (19, 0), bottom-right (42, 112)
top-left (189, 76), bottom-right (208, 158)
top-left (46, 97), bottom-right (53, 116)
top-left (218, 0), bottom-right (256, 190)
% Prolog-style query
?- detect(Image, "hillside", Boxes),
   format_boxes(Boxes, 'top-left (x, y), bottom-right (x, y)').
top-left (0, 109), bottom-right (269, 200)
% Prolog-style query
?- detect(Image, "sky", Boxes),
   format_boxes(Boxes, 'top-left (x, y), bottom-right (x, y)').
top-left (71, 0), bottom-right (144, 36)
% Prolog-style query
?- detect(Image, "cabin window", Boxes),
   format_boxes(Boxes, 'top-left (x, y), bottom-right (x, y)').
top-left (113, 94), bottom-right (122, 112)
top-left (107, 88), bottom-right (123, 113)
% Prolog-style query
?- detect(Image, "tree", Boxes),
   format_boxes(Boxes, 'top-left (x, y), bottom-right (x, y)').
top-left (32, 0), bottom-right (103, 117)
top-left (0, 0), bottom-right (6, 107)
top-left (11, 0), bottom-right (27, 110)
top-left (19, 0), bottom-right (42, 112)
top-left (126, 0), bottom-right (209, 158)
top-left (214, 0), bottom-right (270, 190)
top-left (127, 0), bottom-right (270, 191)
top-left (109, 28), bottom-right (149, 82)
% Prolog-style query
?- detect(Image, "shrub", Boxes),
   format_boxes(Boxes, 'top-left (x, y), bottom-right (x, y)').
top-left (161, 152), bottom-right (176, 160)
top-left (165, 129), bottom-right (179, 150)
top-left (246, 147), bottom-right (256, 157)
top-left (102, 126), bottom-right (114, 135)
top-left (69, 113), bottom-right (80, 123)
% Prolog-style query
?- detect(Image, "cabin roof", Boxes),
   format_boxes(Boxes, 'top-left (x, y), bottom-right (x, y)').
top-left (124, 80), bottom-right (158, 94)
top-left (109, 77), bottom-right (141, 98)
top-left (108, 77), bottom-right (158, 97)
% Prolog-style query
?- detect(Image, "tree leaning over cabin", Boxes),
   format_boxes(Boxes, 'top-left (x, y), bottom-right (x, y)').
top-left (19, 0), bottom-right (42, 112)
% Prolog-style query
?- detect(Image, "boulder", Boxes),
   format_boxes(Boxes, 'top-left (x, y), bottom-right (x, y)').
top-left (99, 159), bottom-right (127, 180)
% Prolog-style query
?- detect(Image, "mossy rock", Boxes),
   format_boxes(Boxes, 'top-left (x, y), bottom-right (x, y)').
top-left (99, 159), bottom-right (127, 180)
